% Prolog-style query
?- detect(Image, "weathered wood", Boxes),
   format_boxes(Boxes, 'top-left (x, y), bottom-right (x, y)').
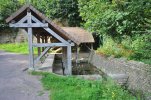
top-left (76, 45), bottom-right (79, 65)
top-left (37, 33), bottom-right (41, 56)
top-left (9, 23), bottom-right (48, 28)
top-left (27, 12), bottom-right (34, 69)
top-left (67, 45), bottom-right (72, 75)
top-left (31, 15), bottom-right (69, 44)
top-left (34, 47), bottom-right (51, 64)
top-left (42, 36), bottom-right (45, 51)
top-left (45, 35), bottom-right (48, 51)
top-left (62, 47), bottom-right (67, 75)
top-left (32, 43), bottom-right (72, 47)
top-left (45, 36), bottom-right (48, 43)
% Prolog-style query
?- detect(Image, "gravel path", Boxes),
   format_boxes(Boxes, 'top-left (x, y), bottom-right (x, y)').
top-left (0, 51), bottom-right (49, 100)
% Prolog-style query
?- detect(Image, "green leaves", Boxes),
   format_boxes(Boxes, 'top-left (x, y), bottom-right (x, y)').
top-left (78, 0), bottom-right (151, 37)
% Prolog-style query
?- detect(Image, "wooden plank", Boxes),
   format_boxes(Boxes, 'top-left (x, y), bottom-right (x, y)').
top-left (34, 47), bottom-right (51, 64)
top-left (27, 12), bottom-right (34, 69)
top-left (32, 43), bottom-right (71, 47)
top-left (9, 23), bottom-right (48, 28)
top-left (67, 45), bottom-right (72, 75)
top-left (31, 15), bottom-right (69, 44)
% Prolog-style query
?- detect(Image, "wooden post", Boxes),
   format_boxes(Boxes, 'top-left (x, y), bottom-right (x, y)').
top-left (45, 35), bottom-right (48, 54)
top-left (42, 35), bottom-right (45, 51)
top-left (45, 35), bottom-right (48, 43)
top-left (62, 47), bottom-right (67, 75)
top-left (91, 43), bottom-right (93, 50)
top-left (67, 45), bottom-right (72, 75)
top-left (27, 11), bottom-right (34, 70)
top-left (37, 34), bottom-right (41, 56)
top-left (75, 45), bottom-right (79, 66)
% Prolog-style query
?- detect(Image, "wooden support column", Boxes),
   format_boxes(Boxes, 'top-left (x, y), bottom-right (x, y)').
top-left (91, 43), bottom-right (93, 50)
top-left (62, 47), bottom-right (67, 75)
top-left (67, 45), bottom-right (72, 75)
top-left (42, 36), bottom-right (45, 51)
top-left (37, 34), bottom-right (41, 56)
top-left (27, 11), bottom-right (34, 70)
top-left (75, 45), bottom-right (79, 65)
top-left (45, 35), bottom-right (48, 43)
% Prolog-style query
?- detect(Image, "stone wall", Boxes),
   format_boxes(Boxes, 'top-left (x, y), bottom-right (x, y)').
top-left (0, 29), bottom-right (28, 43)
top-left (90, 52), bottom-right (151, 99)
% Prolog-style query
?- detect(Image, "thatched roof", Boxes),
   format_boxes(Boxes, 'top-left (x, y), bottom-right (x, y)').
top-left (62, 27), bottom-right (94, 43)
top-left (6, 4), bottom-right (94, 45)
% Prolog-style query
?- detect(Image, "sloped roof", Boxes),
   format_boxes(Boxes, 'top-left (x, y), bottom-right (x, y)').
top-left (6, 4), bottom-right (94, 45)
top-left (62, 27), bottom-right (94, 43)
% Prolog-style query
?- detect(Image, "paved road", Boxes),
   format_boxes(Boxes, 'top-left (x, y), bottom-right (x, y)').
top-left (0, 51), bottom-right (49, 100)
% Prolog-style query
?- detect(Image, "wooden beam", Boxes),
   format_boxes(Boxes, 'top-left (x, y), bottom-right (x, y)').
top-left (9, 23), bottom-right (48, 28)
top-left (44, 28), bottom-right (69, 44)
top-left (34, 47), bottom-right (51, 64)
top-left (27, 12), bottom-right (34, 70)
top-left (31, 15), bottom-right (69, 44)
top-left (32, 43), bottom-right (73, 47)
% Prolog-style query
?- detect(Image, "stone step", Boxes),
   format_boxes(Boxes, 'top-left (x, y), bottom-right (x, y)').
top-left (75, 74), bottom-right (102, 80)
top-left (108, 73), bottom-right (129, 85)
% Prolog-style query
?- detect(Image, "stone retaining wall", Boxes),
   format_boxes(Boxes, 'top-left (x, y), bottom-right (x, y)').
top-left (0, 29), bottom-right (28, 43)
top-left (90, 52), bottom-right (151, 99)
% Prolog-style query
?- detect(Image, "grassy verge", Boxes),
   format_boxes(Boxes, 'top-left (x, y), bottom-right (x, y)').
top-left (0, 43), bottom-right (37, 54)
top-left (32, 71), bottom-right (137, 100)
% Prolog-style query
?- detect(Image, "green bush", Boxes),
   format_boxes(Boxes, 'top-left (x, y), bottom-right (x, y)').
top-left (78, 0), bottom-right (151, 64)
top-left (0, 0), bottom-right (21, 30)
top-left (129, 34), bottom-right (151, 62)
top-left (0, 0), bottom-right (82, 28)
top-left (97, 36), bottom-right (133, 58)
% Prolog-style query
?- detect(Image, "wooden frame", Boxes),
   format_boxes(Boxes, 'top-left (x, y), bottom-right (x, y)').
top-left (8, 9), bottom-right (74, 75)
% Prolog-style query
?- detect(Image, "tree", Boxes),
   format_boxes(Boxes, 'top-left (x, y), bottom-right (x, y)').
top-left (78, 0), bottom-right (151, 39)
top-left (0, 0), bottom-right (21, 30)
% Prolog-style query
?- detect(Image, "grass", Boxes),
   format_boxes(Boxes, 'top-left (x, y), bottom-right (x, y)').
top-left (31, 71), bottom-right (137, 100)
top-left (0, 42), bottom-right (37, 54)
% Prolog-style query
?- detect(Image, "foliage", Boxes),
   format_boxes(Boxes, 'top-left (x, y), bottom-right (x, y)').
top-left (0, 0), bottom-right (82, 29)
top-left (97, 36), bottom-right (133, 58)
top-left (32, 71), bottom-right (136, 100)
top-left (31, 0), bottom-right (82, 26)
top-left (78, 0), bottom-right (151, 38)
top-left (129, 34), bottom-right (151, 64)
top-left (78, 0), bottom-right (151, 64)
top-left (0, 0), bottom-right (21, 30)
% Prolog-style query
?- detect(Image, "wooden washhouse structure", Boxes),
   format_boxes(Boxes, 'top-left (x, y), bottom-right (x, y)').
top-left (6, 4), bottom-right (94, 75)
